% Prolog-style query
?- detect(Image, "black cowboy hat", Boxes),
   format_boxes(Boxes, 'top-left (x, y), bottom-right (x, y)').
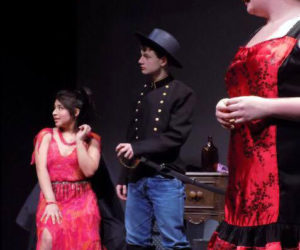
top-left (135, 28), bottom-right (182, 68)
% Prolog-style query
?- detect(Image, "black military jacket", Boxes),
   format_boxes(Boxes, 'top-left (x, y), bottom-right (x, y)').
top-left (118, 75), bottom-right (196, 184)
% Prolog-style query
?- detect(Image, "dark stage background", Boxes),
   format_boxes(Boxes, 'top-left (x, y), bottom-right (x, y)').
top-left (2, 0), bottom-right (262, 249)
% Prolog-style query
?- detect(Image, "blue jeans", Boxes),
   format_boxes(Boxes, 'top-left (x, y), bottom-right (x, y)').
top-left (125, 175), bottom-right (190, 249)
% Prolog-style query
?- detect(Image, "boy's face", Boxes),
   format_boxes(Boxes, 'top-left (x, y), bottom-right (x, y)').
top-left (138, 47), bottom-right (167, 75)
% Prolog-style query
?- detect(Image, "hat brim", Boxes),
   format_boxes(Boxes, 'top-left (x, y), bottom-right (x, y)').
top-left (135, 32), bottom-right (182, 68)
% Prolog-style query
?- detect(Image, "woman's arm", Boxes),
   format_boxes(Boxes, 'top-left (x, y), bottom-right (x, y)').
top-left (225, 96), bottom-right (300, 123)
top-left (35, 133), bottom-right (56, 202)
top-left (76, 125), bottom-right (101, 177)
top-left (35, 132), bottom-right (62, 224)
top-left (216, 96), bottom-right (300, 129)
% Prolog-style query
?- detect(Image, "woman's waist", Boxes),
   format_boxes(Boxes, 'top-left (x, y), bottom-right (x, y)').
top-left (51, 179), bottom-right (88, 184)
top-left (50, 180), bottom-right (92, 201)
top-left (51, 180), bottom-right (90, 190)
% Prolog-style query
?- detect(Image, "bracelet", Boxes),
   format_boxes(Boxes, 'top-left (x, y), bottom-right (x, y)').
top-left (46, 201), bottom-right (57, 206)
top-left (118, 156), bottom-right (140, 169)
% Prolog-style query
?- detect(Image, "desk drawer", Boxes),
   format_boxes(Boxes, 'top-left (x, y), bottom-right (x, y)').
top-left (184, 173), bottom-right (227, 223)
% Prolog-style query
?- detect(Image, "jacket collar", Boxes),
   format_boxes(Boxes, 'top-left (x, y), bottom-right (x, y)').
top-left (150, 75), bottom-right (174, 89)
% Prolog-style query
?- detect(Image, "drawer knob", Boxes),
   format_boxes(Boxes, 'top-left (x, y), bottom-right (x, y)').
top-left (196, 191), bottom-right (204, 199)
top-left (188, 190), bottom-right (203, 200)
top-left (189, 191), bottom-right (196, 199)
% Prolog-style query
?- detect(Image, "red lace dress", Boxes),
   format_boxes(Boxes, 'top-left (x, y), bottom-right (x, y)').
top-left (208, 22), bottom-right (300, 249)
top-left (32, 128), bottom-right (104, 250)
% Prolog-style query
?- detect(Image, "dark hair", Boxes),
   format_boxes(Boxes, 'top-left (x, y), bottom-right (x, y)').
top-left (55, 87), bottom-right (95, 126)
top-left (140, 43), bottom-right (166, 59)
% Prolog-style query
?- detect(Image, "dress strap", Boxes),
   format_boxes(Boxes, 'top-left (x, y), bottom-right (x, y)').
top-left (88, 132), bottom-right (101, 152)
top-left (31, 128), bottom-right (53, 165)
top-left (286, 20), bottom-right (300, 38)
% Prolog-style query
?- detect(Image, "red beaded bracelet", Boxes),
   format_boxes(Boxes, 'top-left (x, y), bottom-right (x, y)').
top-left (46, 201), bottom-right (57, 206)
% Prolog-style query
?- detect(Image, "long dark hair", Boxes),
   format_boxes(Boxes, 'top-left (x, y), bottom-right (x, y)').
top-left (55, 87), bottom-right (95, 126)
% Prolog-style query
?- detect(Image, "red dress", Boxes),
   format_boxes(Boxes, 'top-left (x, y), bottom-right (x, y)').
top-left (209, 22), bottom-right (300, 249)
top-left (32, 128), bottom-right (104, 250)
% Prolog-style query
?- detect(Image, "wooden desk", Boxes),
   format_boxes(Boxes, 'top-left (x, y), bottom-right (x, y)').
top-left (184, 172), bottom-right (228, 224)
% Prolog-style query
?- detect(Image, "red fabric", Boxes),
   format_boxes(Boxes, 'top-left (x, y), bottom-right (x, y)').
top-left (224, 37), bottom-right (296, 227)
top-left (209, 232), bottom-right (300, 250)
top-left (33, 128), bottom-right (104, 250)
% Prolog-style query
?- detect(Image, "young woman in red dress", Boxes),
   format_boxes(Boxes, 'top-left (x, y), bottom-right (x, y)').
top-left (209, 0), bottom-right (300, 249)
top-left (32, 88), bottom-right (104, 250)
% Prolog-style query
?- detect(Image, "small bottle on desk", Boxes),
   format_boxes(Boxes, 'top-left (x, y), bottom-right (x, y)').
top-left (201, 136), bottom-right (219, 172)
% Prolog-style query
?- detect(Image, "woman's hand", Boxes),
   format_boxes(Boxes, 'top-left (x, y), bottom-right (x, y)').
top-left (226, 96), bottom-right (270, 123)
top-left (216, 96), bottom-right (271, 128)
top-left (76, 124), bottom-right (91, 142)
top-left (216, 98), bottom-right (235, 129)
top-left (41, 203), bottom-right (62, 224)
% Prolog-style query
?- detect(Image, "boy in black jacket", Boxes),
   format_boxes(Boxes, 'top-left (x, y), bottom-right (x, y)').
top-left (116, 28), bottom-right (195, 250)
